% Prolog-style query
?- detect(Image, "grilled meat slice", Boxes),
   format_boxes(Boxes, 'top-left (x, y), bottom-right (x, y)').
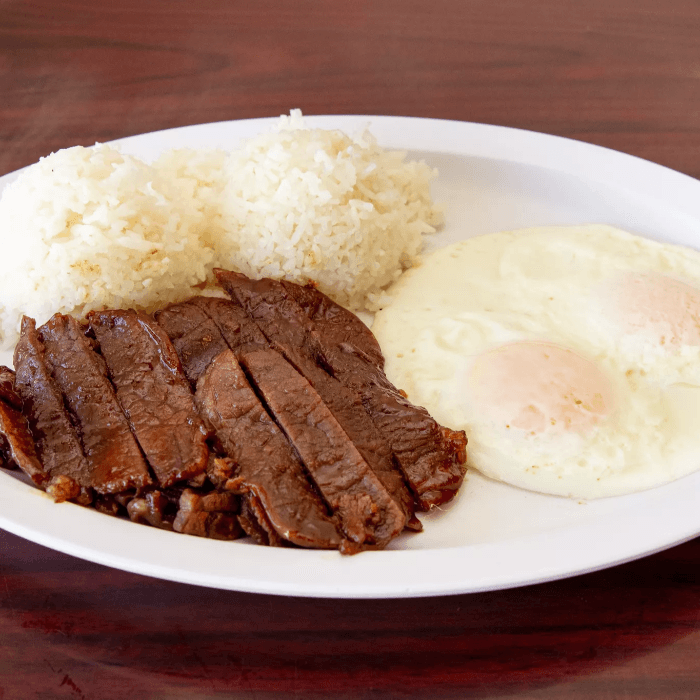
top-left (13, 317), bottom-right (91, 492)
top-left (160, 296), bottom-right (414, 539)
top-left (155, 301), bottom-right (228, 386)
top-left (275, 346), bottom-right (422, 531)
top-left (281, 281), bottom-right (385, 369)
top-left (153, 299), bottom-right (210, 341)
top-left (89, 309), bottom-right (209, 487)
top-left (241, 349), bottom-right (405, 548)
top-left (320, 343), bottom-right (467, 510)
top-left (0, 393), bottom-right (44, 482)
top-left (6, 278), bottom-right (468, 550)
top-left (156, 296), bottom-right (268, 385)
top-left (175, 318), bottom-right (229, 387)
top-left (190, 296), bottom-right (268, 354)
top-left (38, 313), bottom-right (152, 494)
top-left (155, 296), bottom-right (268, 386)
top-left (279, 279), bottom-right (467, 509)
top-left (195, 349), bottom-right (341, 550)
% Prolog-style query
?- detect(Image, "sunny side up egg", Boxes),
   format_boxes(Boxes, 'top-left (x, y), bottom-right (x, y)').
top-left (372, 225), bottom-right (700, 499)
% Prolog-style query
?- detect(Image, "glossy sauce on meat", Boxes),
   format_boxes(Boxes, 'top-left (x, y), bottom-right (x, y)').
top-left (89, 309), bottom-right (209, 488)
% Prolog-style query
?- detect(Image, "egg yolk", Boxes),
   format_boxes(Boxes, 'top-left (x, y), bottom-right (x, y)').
top-left (469, 341), bottom-right (613, 436)
top-left (611, 273), bottom-right (700, 347)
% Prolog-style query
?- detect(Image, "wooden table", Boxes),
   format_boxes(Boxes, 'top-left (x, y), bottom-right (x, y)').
top-left (2, 1), bottom-right (700, 697)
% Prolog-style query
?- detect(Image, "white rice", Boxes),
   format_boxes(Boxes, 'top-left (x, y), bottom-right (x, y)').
top-left (217, 111), bottom-right (442, 309)
top-left (0, 111), bottom-right (441, 349)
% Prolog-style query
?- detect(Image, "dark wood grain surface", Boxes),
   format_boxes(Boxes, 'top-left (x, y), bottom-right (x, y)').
top-left (2, 1), bottom-right (700, 698)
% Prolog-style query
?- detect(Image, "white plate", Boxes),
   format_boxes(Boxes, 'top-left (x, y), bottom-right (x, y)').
top-left (1, 115), bottom-right (700, 598)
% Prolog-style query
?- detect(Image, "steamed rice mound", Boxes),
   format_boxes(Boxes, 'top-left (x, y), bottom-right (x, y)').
top-left (0, 112), bottom-right (441, 349)
top-left (0, 144), bottom-right (216, 349)
top-left (219, 111), bottom-right (442, 310)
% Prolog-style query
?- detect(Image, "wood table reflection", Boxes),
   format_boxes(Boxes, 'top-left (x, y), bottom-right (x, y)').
top-left (2, 0), bottom-right (700, 697)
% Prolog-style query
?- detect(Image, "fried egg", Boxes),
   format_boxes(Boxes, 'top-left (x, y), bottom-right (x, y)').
top-left (372, 225), bottom-right (700, 498)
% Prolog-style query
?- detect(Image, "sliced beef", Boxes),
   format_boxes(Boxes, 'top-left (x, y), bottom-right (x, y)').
top-left (38, 313), bottom-right (152, 494)
top-left (13, 317), bottom-right (91, 492)
top-left (215, 269), bottom-right (467, 510)
top-left (277, 281), bottom-right (467, 509)
top-left (281, 347), bottom-right (421, 531)
top-left (163, 296), bottom-right (269, 384)
top-left (155, 296), bottom-right (269, 387)
top-left (214, 272), bottom-right (422, 504)
top-left (7, 281), bottom-right (467, 550)
top-left (195, 349), bottom-right (341, 550)
top-left (173, 489), bottom-right (242, 540)
top-left (88, 309), bottom-right (209, 487)
top-left (215, 271), bottom-right (315, 351)
top-left (157, 296), bottom-right (270, 376)
top-left (0, 398), bottom-right (44, 481)
top-left (156, 296), bottom-right (268, 354)
top-left (155, 301), bottom-right (229, 386)
top-left (160, 295), bottom-right (414, 539)
top-left (281, 281), bottom-right (385, 369)
top-left (153, 300), bottom-right (210, 341)
top-left (0, 367), bottom-right (23, 410)
top-left (190, 296), bottom-right (268, 354)
top-left (241, 349), bottom-right (405, 548)
top-left (176, 318), bottom-right (229, 387)
top-left (319, 345), bottom-right (467, 509)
